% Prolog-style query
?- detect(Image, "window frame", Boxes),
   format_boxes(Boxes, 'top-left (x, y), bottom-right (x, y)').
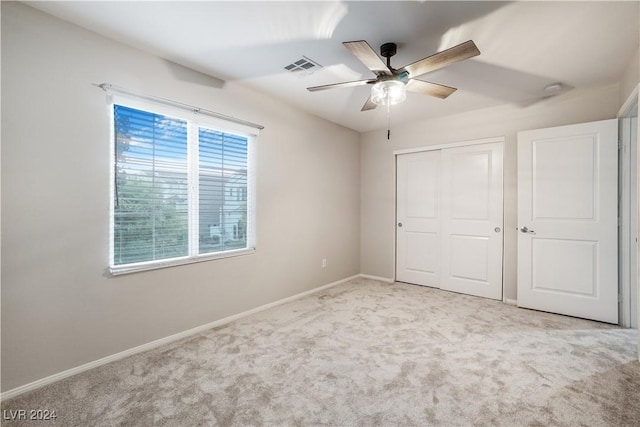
top-left (108, 95), bottom-right (257, 276)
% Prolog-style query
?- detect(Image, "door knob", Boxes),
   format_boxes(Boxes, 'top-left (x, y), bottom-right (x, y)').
top-left (519, 226), bottom-right (535, 234)
top-left (398, 223), bottom-right (403, 227)
top-left (494, 227), bottom-right (501, 233)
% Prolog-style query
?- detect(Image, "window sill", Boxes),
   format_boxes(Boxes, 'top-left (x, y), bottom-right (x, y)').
top-left (109, 247), bottom-right (256, 276)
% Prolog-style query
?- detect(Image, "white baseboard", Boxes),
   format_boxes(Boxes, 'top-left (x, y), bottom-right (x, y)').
top-left (503, 298), bottom-right (517, 306)
top-left (1, 274), bottom-right (360, 402)
top-left (359, 274), bottom-right (395, 283)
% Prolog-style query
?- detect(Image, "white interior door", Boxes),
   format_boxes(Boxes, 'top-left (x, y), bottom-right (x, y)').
top-left (396, 151), bottom-right (441, 286)
top-left (517, 119), bottom-right (618, 323)
top-left (440, 142), bottom-right (504, 300)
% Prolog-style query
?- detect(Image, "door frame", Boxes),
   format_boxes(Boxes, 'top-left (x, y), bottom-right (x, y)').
top-left (617, 83), bottom-right (639, 329)
top-left (393, 136), bottom-right (506, 297)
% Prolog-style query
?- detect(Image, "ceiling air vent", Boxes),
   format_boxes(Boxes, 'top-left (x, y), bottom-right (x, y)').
top-left (284, 56), bottom-right (322, 78)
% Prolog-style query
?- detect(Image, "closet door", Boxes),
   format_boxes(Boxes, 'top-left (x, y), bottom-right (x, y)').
top-left (396, 151), bottom-right (441, 287)
top-left (396, 141), bottom-right (504, 299)
top-left (440, 142), bottom-right (504, 300)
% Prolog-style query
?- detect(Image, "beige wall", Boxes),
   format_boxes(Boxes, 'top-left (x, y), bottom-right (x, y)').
top-left (1, 3), bottom-right (360, 392)
top-left (619, 46), bottom-right (639, 106)
top-left (360, 83), bottom-right (621, 300)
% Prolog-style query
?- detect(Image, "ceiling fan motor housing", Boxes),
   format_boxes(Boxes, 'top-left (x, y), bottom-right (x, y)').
top-left (380, 42), bottom-right (397, 59)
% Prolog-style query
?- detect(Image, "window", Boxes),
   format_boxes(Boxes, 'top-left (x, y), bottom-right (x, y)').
top-left (110, 101), bottom-right (256, 274)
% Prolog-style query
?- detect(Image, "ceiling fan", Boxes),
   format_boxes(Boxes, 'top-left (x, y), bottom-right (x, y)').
top-left (307, 40), bottom-right (480, 111)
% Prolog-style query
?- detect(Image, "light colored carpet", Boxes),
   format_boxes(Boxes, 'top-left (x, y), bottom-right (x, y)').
top-left (2, 278), bottom-right (639, 426)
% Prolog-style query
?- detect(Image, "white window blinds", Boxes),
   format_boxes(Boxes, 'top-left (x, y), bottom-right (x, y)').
top-left (113, 105), bottom-right (189, 265)
top-left (110, 101), bottom-right (257, 274)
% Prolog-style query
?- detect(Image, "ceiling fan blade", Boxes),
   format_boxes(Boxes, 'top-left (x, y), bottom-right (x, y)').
top-left (361, 96), bottom-right (377, 111)
top-left (406, 79), bottom-right (457, 99)
top-left (343, 41), bottom-right (393, 77)
top-left (307, 79), bottom-right (376, 92)
top-left (403, 40), bottom-right (480, 78)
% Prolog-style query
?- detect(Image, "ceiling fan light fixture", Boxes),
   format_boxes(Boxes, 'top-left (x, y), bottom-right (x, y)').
top-left (371, 80), bottom-right (407, 106)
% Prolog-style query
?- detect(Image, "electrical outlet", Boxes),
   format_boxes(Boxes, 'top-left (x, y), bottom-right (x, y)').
top-left (322, 258), bottom-right (327, 268)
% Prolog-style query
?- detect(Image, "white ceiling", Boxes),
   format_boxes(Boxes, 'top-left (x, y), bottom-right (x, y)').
top-left (26, 1), bottom-right (640, 132)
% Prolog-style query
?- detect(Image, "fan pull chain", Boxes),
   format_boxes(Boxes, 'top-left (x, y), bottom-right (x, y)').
top-left (386, 102), bottom-right (391, 140)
